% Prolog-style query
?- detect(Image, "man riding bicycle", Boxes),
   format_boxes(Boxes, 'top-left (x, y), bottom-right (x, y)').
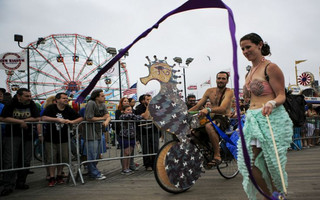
top-left (189, 71), bottom-right (233, 166)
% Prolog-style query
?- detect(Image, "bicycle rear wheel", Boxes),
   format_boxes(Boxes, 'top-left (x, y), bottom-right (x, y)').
top-left (217, 141), bottom-right (239, 179)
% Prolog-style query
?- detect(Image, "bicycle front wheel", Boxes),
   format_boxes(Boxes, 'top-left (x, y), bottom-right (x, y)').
top-left (217, 141), bottom-right (239, 179)
top-left (154, 140), bottom-right (203, 193)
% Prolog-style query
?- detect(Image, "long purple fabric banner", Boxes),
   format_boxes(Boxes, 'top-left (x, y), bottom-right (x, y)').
top-left (76, 1), bottom-right (274, 199)
top-left (76, 0), bottom-right (235, 103)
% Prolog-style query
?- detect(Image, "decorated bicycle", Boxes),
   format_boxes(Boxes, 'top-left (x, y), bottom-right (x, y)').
top-left (140, 56), bottom-right (239, 193)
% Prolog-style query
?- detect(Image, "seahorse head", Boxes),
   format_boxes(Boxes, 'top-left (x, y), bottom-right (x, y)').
top-left (140, 55), bottom-right (180, 85)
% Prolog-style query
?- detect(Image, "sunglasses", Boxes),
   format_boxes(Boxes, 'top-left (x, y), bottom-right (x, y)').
top-left (217, 77), bottom-right (227, 80)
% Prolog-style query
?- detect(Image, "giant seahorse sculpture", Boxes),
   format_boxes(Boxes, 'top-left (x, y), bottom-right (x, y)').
top-left (140, 56), bottom-right (203, 189)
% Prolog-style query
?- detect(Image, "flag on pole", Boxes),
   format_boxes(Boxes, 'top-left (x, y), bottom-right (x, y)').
top-left (187, 85), bottom-right (197, 90)
top-left (200, 79), bottom-right (211, 87)
top-left (123, 82), bottom-right (137, 96)
top-left (106, 66), bottom-right (119, 77)
top-left (295, 60), bottom-right (307, 65)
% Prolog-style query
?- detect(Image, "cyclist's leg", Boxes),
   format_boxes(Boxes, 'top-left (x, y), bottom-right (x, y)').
top-left (205, 123), bottom-right (220, 162)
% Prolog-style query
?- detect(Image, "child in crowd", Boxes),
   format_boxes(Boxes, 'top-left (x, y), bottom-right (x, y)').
top-left (306, 103), bottom-right (318, 147)
top-left (118, 105), bottom-right (142, 175)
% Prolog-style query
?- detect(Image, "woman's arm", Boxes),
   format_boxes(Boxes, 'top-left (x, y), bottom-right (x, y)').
top-left (266, 63), bottom-right (286, 106)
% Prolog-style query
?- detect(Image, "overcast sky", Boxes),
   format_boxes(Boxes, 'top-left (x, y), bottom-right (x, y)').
top-left (1, 0), bottom-right (319, 99)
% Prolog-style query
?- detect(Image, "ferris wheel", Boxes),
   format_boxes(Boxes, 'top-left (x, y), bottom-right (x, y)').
top-left (6, 33), bottom-right (130, 100)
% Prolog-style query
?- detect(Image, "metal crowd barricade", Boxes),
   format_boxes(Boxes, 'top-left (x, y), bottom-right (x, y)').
top-left (0, 121), bottom-right (77, 186)
top-left (291, 116), bottom-right (320, 149)
top-left (74, 119), bottom-right (161, 184)
top-left (0, 119), bottom-right (164, 185)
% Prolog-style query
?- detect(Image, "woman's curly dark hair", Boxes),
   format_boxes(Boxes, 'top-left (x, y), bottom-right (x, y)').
top-left (240, 33), bottom-right (271, 56)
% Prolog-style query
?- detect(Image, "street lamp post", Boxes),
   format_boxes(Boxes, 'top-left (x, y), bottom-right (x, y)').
top-left (14, 34), bottom-right (44, 90)
top-left (173, 57), bottom-right (193, 101)
top-left (118, 49), bottom-right (129, 100)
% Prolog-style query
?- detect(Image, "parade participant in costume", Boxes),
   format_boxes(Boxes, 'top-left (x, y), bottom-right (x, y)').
top-left (189, 71), bottom-right (233, 166)
top-left (238, 33), bottom-right (292, 200)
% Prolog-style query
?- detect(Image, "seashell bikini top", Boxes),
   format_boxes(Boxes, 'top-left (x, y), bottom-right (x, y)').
top-left (245, 62), bottom-right (274, 96)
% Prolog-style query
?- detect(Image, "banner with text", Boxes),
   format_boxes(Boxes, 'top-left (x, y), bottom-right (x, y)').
top-left (0, 51), bottom-right (27, 71)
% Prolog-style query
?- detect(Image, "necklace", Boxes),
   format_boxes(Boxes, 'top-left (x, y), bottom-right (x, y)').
top-left (245, 57), bottom-right (265, 89)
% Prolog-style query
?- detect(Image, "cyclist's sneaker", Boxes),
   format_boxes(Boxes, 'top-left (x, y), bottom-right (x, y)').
top-left (48, 178), bottom-right (56, 187)
top-left (56, 176), bottom-right (65, 184)
top-left (121, 169), bottom-right (134, 175)
top-left (95, 175), bottom-right (106, 180)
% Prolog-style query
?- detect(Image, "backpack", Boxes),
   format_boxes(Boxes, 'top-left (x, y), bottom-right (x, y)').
top-left (283, 92), bottom-right (306, 127)
top-left (265, 65), bottom-right (306, 127)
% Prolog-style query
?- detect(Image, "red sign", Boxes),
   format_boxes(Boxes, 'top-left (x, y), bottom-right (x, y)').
top-left (187, 85), bottom-right (197, 90)
top-left (0, 52), bottom-right (27, 71)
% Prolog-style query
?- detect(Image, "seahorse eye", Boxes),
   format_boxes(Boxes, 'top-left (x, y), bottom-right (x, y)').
top-left (155, 65), bottom-right (164, 70)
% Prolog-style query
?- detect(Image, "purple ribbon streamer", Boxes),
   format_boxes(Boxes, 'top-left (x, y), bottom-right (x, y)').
top-left (76, 0), bottom-right (228, 103)
top-left (76, 0), bottom-right (274, 199)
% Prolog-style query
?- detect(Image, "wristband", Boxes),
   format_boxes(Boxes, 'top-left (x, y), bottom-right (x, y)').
top-left (206, 107), bottom-right (212, 113)
top-left (267, 100), bottom-right (276, 108)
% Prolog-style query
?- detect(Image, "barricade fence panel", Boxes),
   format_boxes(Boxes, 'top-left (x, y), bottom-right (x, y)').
top-left (0, 120), bottom-right (163, 185)
top-left (74, 119), bottom-right (162, 183)
top-left (0, 121), bottom-right (76, 186)
top-left (291, 116), bottom-right (320, 150)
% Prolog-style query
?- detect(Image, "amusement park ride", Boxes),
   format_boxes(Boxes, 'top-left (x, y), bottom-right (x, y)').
top-left (289, 68), bottom-right (320, 104)
top-left (6, 33), bottom-right (130, 100)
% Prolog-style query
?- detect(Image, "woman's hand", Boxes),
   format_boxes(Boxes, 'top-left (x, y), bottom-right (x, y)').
top-left (262, 101), bottom-right (276, 116)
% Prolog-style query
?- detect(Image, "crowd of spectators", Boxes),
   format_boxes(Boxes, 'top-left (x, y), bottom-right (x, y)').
top-left (0, 86), bottom-right (319, 197)
top-left (0, 88), bottom-right (162, 197)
